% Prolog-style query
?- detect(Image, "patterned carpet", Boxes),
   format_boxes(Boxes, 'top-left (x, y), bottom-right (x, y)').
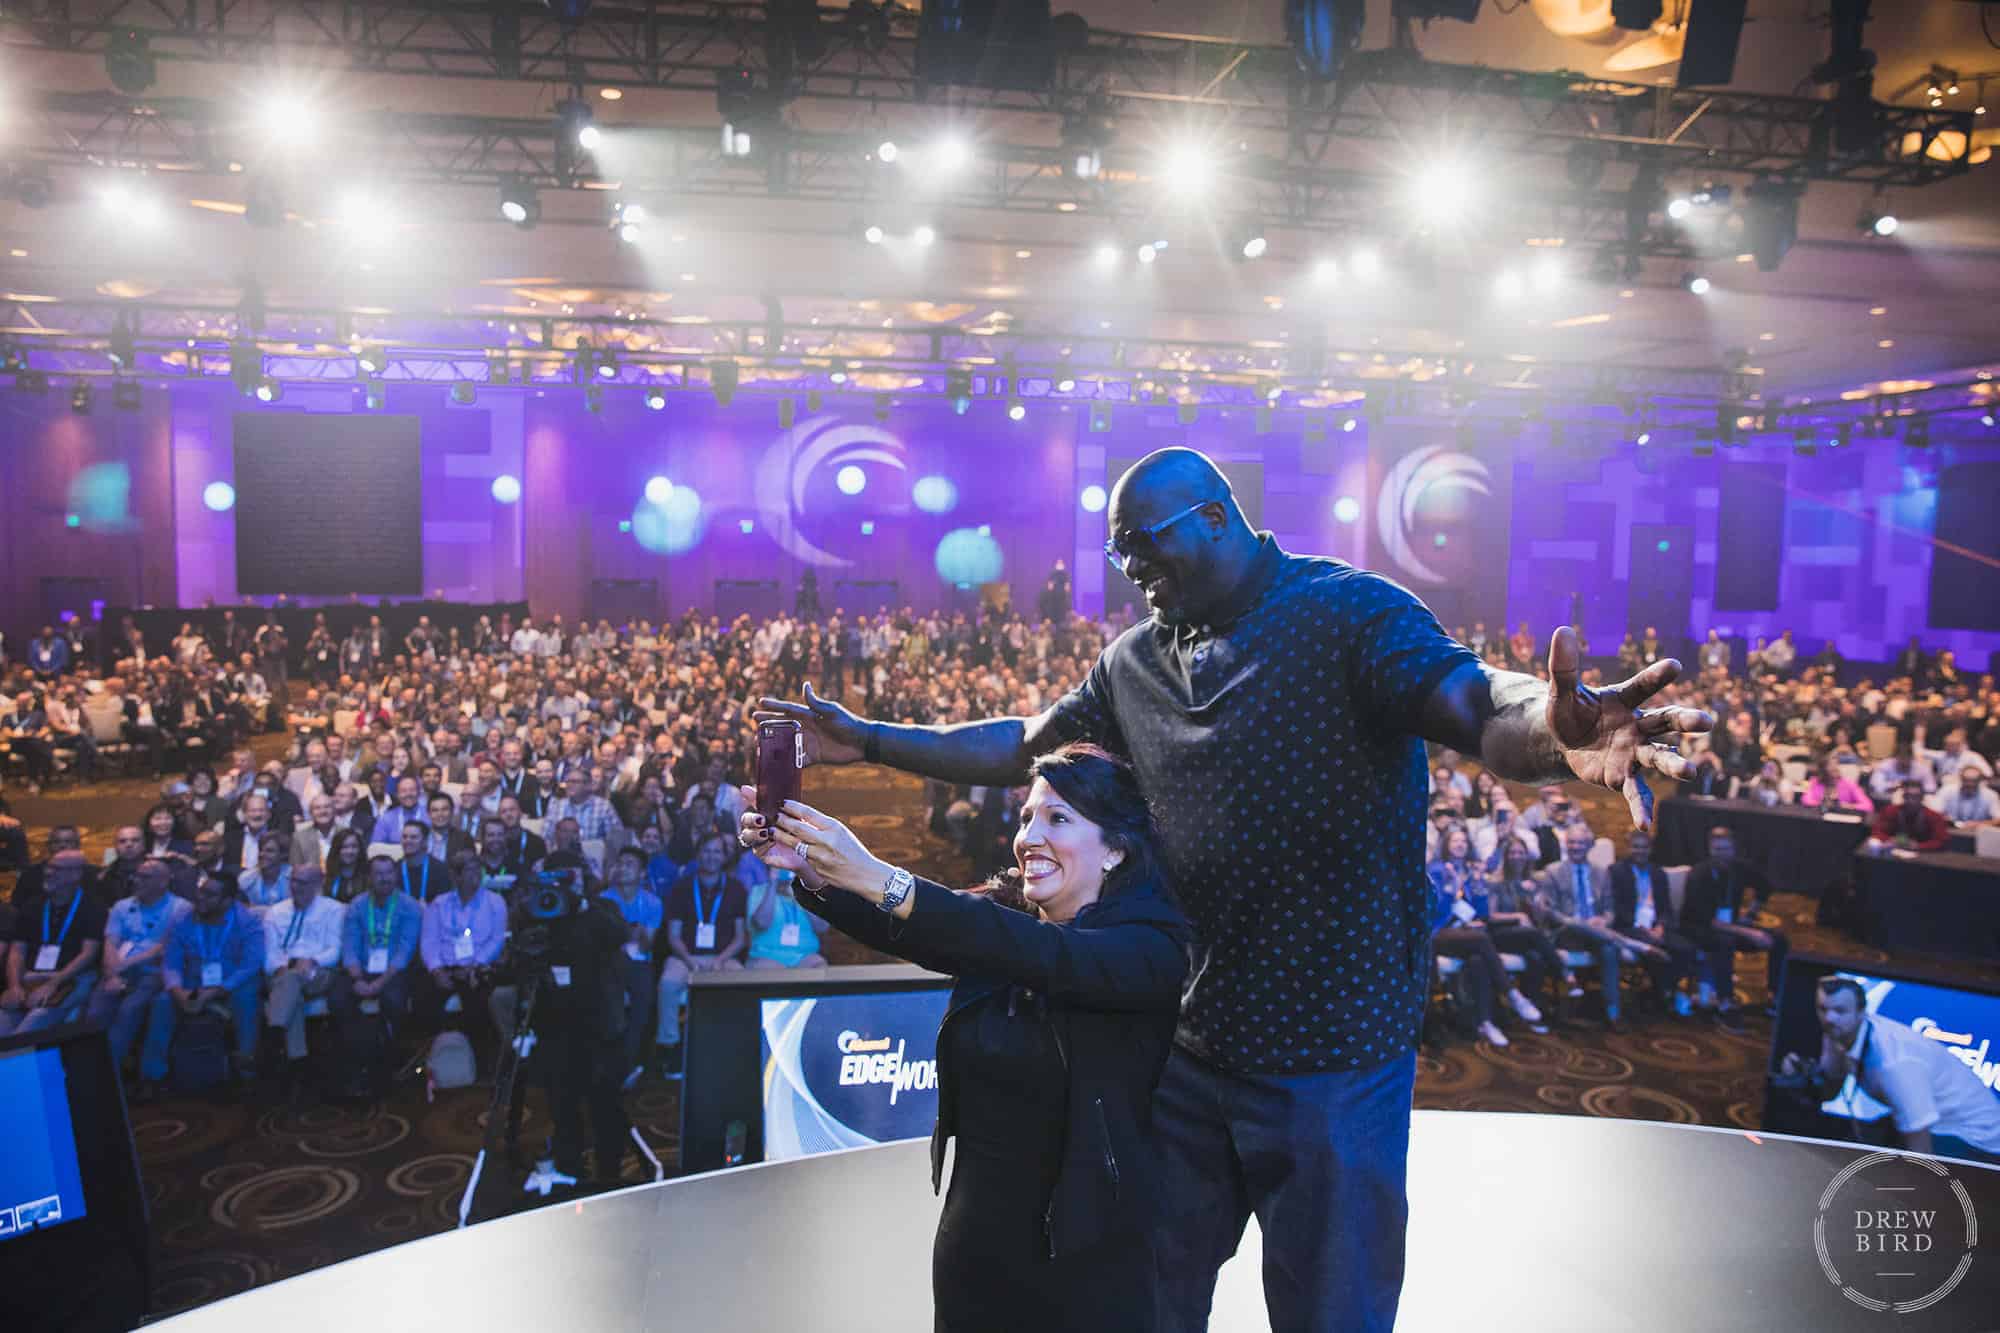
top-left (0, 760), bottom-right (1986, 1320)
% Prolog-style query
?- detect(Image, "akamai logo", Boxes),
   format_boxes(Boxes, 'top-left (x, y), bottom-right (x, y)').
top-left (836, 1029), bottom-right (938, 1106)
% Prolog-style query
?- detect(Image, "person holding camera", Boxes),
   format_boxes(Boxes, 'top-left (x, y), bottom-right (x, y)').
top-left (1780, 976), bottom-right (2000, 1164)
top-left (740, 744), bottom-right (1190, 1333)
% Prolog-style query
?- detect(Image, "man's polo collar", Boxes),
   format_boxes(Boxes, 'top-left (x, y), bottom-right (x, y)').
top-left (1172, 533), bottom-right (1285, 642)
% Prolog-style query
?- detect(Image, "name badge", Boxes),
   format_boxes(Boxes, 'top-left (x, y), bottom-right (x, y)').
top-left (453, 933), bottom-right (475, 963)
top-left (34, 944), bottom-right (60, 972)
top-left (695, 922), bottom-right (717, 951)
top-left (367, 947), bottom-right (390, 974)
top-left (779, 924), bottom-right (802, 948)
top-left (551, 965), bottom-right (572, 988)
top-left (121, 940), bottom-right (140, 960)
top-left (1716, 907), bottom-right (1734, 924)
top-left (1450, 899), bottom-right (1476, 925)
top-left (201, 962), bottom-right (224, 988)
top-left (624, 941), bottom-right (649, 962)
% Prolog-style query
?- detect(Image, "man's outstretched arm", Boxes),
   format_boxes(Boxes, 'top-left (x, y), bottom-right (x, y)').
top-left (1418, 628), bottom-right (1713, 831)
top-left (754, 684), bottom-right (1069, 788)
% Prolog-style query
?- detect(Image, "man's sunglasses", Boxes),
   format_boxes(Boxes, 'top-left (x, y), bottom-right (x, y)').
top-left (1103, 501), bottom-right (1210, 574)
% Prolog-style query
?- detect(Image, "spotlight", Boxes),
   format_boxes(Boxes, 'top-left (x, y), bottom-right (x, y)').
top-left (202, 481), bottom-right (236, 512)
top-left (1667, 197), bottom-right (1694, 220)
top-left (499, 179), bottom-right (540, 228)
top-left (829, 359), bottom-right (849, 384)
top-left (913, 224), bottom-right (937, 247)
top-left (1406, 162), bottom-right (1474, 217)
top-left (450, 382), bottom-right (476, 405)
top-left (1982, 412), bottom-right (1996, 428)
top-left (105, 28), bottom-right (156, 94)
top-left (709, 359), bottom-right (739, 406)
top-left (1858, 207), bottom-right (1897, 237)
top-left (836, 464), bottom-right (867, 495)
top-left (595, 349), bottom-right (619, 380)
top-left (1236, 224), bottom-right (1268, 261)
top-left (1093, 242), bottom-right (1120, 266)
top-left (1056, 377), bottom-right (1076, 393)
top-left (645, 387), bottom-right (667, 410)
top-left (253, 377), bottom-right (281, 403)
top-left (877, 140), bottom-right (899, 163)
top-left (1682, 272), bottom-right (1712, 295)
top-left (1160, 141), bottom-right (1214, 195)
top-left (947, 367), bottom-right (972, 415)
top-left (491, 473), bottom-right (522, 503)
top-left (863, 224), bottom-right (884, 244)
top-left (1137, 243), bottom-right (1158, 264)
top-left (107, 311), bottom-right (137, 371)
top-left (357, 345), bottom-right (388, 375)
top-left (1341, 415), bottom-right (1359, 432)
top-left (1312, 258), bottom-right (1339, 285)
top-left (70, 383), bottom-right (93, 415)
top-left (722, 122), bottom-right (754, 157)
top-left (1494, 269), bottom-right (1525, 300)
top-left (1636, 431), bottom-right (1652, 445)
top-left (614, 199), bottom-right (644, 244)
top-left (113, 380), bottom-right (141, 411)
top-left (645, 476), bottom-right (674, 503)
top-left (1080, 484), bottom-right (1108, 512)
top-left (555, 100), bottom-right (596, 179)
top-left (1008, 401), bottom-right (1026, 421)
top-left (933, 135), bottom-right (972, 173)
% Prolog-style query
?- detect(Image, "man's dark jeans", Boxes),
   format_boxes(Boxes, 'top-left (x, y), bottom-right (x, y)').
top-left (1153, 1045), bottom-right (1417, 1333)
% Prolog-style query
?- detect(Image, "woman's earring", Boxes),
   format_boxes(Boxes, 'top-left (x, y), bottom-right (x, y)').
top-left (1102, 854), bottom-right (1122, 873)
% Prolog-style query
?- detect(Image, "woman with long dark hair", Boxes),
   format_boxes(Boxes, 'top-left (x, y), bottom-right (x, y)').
top-left (323, 828), bottom-right (366, 903)
top-left (739, 743), bottom-right (1189, 1333)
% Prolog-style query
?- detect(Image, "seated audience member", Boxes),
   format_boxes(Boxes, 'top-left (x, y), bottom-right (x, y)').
top-left (330, 782), bottom-right (375, 843)
top-left (396, 822), bottom-right (448, 904)
top-left (1427, 827), bottom-right (1544, 1047)
top-left (1781, 976), bottom-right (2000, 1165)
top-left (158, 871), bottom-right (266, 1088)
top-left (1679, 826), bottom-right (1786, 1018)
top-left (221, 792), bottom-right (277, 878)
top-left (293, 794), bottom-right (341, 870)
top-left (547, 766), bottom-right (618, 843)
top-left (1530, 825), bottom-right (1632, 1029)
top-left (667, 791), bottom-right (719, 865)
top-left (746, 867), bottom-right (829, 972)
top-left (1679, 747), bottom-right (1731, 799)
top-left (1802, 757), bottom-right (1873, 814)
top-left (323, 828), bottom-right (368, 903)
top-left (474, 820), bottom-right (521, 884)
top-left (1485, 840), bottom-right (1571, 1008)
top-left (1928, 730), bottom-right (1992, 784)
top-left (96, 823), bottom-right (149, 907)
top-left (1472, 794), bottom-right (1536, 867)
top-left (656, 832), bottom-right (748, 1076)
top-left (416, 850), bottom-right (508, 1061)
top-left (1866, 779), bottom-right (1952, 852)
top-left (329, 856), bottom-right (424, 1090)
top-left (370, 776), bottom-right (427, 848)
top-left (1, 689), bottom-right (58, 791)
top-left (0, 791), bottom-right (25, 870)
top-left (451, 787), bottom-right (488, 841)
top-left (1934, 770), bottom-right (2000, 826)
top-left (425, 793), bottom-right (472, 864)
top-left (263, 865), bottom-right (348, 1088)
top-left (187, 827), bottom-right (237, 897)
top-left (142, 802), bottom-right (196, 864)
top-left (1868, 743), bottom-right (1936, 801)
top-left (251, 762), bottom-right (304, 835)
top-left (240, 833), bottom-right (295, 915)
top-left (42, 685), bottom-right (100, 782)
top-left (600, 847), bottom-right (666, 1086)
top-left (1607, 831), bottom-right (1697, 1016)
top-left (1517, 783), bottom-right (1570, 833)
top-left (1741, 759), bottom-right (1793, 808)
top-left (493, 794), bottom-right (547, 868)
top-left (11, 825), bottom-right (89, 904)
top-left (0, 850), bottom-right (108, 1035)
top-left (86, 858), bottom-right (193, 1086)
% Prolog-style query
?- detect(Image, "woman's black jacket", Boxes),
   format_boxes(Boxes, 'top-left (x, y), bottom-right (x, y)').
top-left (797, 873), bottom-right (1190, 1260)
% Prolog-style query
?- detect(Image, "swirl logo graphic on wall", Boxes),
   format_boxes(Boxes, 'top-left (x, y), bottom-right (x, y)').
top-left (759, 990), bottom-right (951, 1162)
top-left (753, 416), bottom-right (910, 567)
top-left (1374, 446), bottom-right (1493, 585)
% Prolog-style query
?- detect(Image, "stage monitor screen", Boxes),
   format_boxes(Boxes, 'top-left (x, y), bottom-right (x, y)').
top-left (760, 989), bottom-right (953, 1162)
top-left (231, 414), bottom-right (423, 594)
top-left (1766, 955), bottom-right (2000, 1141)
top-left (0, 1045), bottom-right (88, 1242)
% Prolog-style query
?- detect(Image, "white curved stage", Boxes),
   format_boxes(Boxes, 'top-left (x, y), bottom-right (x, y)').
top-left (153, 1111), bottom-right (2000, 1332)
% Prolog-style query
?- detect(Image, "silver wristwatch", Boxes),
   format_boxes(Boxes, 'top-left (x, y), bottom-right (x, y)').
top-left (878, 866), bottom-right (915, 914)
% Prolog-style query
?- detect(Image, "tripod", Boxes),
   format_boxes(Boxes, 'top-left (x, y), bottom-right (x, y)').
top-left (457, 970), bottom-right (543, 1227)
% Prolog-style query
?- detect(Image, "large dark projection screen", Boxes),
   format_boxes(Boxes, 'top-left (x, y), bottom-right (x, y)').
top-left (232, 414), bottom-right (424, 595)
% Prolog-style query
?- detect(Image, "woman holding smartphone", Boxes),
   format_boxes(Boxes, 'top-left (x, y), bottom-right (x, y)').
top-left (738, 743), bottom-right (1188, 1333)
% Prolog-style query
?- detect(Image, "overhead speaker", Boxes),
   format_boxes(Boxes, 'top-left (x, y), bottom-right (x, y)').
top-left (1286, 0), bottom-right (1367, 82)
top-left (1677, 0), bottom-right (1747, 88)
top-left (1610, 0), bottom-right (1660, 30)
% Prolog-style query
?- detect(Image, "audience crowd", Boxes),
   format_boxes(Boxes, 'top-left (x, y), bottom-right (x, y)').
top-left (1, 606), bottom-right (1995, 1106)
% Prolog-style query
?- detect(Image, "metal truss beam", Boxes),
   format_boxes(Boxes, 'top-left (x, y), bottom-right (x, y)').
top-left (0, 0), bottom-right (1971, 188)
top-left (0, 294), bottom-right (1738, 408)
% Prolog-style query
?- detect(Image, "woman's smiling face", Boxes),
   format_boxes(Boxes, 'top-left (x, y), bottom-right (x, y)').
top-left (1013, 777), bottom-right (1120, 923)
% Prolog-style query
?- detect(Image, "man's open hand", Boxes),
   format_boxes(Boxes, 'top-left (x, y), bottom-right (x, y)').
top-left (1547, 627), bottom-right (1713, 832)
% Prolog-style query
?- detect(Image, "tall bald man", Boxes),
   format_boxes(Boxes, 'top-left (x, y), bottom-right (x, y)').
top-left (761, 447), bottom-right (1711, 1330)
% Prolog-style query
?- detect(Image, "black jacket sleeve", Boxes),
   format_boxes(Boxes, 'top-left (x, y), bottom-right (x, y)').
top-left (807, 877), bottom-right (1185, 1013)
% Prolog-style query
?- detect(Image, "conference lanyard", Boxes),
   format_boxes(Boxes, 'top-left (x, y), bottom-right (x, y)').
top-left (365, 896), bottom-right (398, 949)
top-left (282, 905), bottom-right (308, 950)
top-left (694, 880), bottom-right (724, 929)
top-left (404, 860), bottom-right (430, 902)
top-left (43, 892), bottom-right (82, 951)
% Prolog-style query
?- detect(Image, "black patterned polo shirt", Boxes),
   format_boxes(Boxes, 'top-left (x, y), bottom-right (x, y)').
top-left (1045, 535), bottom-right (1476, 1074)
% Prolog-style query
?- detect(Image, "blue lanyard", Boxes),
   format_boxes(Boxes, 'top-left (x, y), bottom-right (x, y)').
top-left (404, 860), bottom-right (429, 902)
top-left (282, 904), bottom-right (308, 949)
top-left (42, 892), bottom-right (82, 950)
top-left (694, 879), bottom-right (724, 928)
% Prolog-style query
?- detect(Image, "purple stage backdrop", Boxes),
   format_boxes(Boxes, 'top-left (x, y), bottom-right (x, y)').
top-left (3, 381), bottom-right (1997, 674)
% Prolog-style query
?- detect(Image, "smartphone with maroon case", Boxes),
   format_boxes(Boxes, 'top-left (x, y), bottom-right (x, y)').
top-left (756, 719), bottom-right (804, 821)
